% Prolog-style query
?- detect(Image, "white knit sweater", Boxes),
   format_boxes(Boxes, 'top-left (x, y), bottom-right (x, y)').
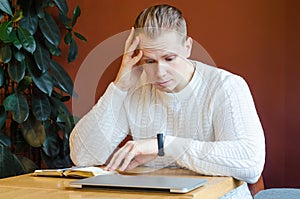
top-left (70, 61), bottom-right (265, 198)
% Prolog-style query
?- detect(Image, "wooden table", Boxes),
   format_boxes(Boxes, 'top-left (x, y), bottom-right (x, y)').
top-left (0, 167), bottom-right (243, 199)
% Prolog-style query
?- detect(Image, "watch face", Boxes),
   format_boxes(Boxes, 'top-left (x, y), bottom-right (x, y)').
top-left (157, 133), bottom-right (164, 156)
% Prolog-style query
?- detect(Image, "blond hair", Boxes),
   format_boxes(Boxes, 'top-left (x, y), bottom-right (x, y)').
top-left (134, 4), bottom-right (187, 39)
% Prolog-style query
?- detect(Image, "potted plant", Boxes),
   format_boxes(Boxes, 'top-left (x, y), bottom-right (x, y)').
top-left (0, 0), bottom-right (86, 178)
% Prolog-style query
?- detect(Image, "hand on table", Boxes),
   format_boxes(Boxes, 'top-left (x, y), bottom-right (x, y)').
top-left (104, 139), bottom-right (158, 172)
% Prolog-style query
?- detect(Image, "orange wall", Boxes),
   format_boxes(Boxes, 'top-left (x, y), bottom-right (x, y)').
top-left (60, 0), bottom-right (300, 188)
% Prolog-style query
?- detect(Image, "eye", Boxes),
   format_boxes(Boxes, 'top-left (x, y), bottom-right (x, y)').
top-left (165, 55), bottom-right (176, 62)
top-left (145, 59), bottom-right (155, 64)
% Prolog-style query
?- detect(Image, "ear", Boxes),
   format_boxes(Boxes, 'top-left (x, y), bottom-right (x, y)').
top-left (183, 37), bottom-right (193, 58)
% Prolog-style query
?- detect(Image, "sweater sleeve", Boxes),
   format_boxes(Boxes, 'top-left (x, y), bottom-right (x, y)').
top-left (164, 76), bottom-right (265, 184)
top-left (69, 83), bottom-right (129, 166)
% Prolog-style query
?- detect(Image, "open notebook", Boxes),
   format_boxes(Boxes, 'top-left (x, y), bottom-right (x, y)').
top-left (33, 166), bottom-right (116, 178)
top-left (69, 174), bottom-right (207, 193)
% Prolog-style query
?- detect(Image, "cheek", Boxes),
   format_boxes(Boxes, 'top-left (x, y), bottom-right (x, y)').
top-left (167, 61), bottom-right (183, 74)
top-left (143, 65), bottom-right (155, 78)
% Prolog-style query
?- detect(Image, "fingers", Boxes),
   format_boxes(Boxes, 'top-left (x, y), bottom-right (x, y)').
top-left (119, 150), bottom-right (135, 171)
top-left (104, 139), bottom-right (157, 172)
top-left (122, 34), bottom-right (142, 66)
top-left (128, 49), bottom-right (143, 66)
top-left (105, 142), bottom-right (135, 171)
top-left (124, 27), bottom-right (141, 60)
top-left (125, 27), bottom-right (140, 55)
top-left (124, 36), bottom-right (140, 61)
top-left (126, 154), bottom-right (157, 171)
top-left (125, 159), bottom-right (140, 171)
top-left (124, 27), bottom-right (135, 52)
top-left (127, 36), bottom-right (140, 55)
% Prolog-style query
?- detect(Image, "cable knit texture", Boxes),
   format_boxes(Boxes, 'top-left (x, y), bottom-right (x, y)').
top-left (70, 61), bottom-right (265, 199)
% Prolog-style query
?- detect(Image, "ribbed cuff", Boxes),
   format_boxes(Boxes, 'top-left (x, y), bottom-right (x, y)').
top-left (109, 82), bottom-right (128, 97)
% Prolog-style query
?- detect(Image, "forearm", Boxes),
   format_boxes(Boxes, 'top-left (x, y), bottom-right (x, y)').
top-left (164, 134), bottom-right (265, 184)
top-left (70, 83), bottom-right (129, 166)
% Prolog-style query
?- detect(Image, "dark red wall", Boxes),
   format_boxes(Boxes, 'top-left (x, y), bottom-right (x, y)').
top-left (60, 0), bottom-right (300, 188)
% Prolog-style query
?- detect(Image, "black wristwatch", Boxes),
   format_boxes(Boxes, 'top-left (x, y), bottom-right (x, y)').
top-left (157, 133), bottom-right (165, 156)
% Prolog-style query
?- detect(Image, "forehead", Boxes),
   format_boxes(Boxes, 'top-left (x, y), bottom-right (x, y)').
top-left (138, 31), bottom-right (183, 53)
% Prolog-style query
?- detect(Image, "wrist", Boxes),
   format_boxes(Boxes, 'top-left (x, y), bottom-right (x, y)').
top-left (113, 80), bottom-right (131, 91)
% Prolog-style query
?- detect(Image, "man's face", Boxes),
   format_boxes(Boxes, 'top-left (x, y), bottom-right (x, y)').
top-left (138, 31), bottom-right (194, 93)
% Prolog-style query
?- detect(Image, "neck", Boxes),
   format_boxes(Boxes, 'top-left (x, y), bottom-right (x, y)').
top-left (186, 60), bottom-right (196, 82)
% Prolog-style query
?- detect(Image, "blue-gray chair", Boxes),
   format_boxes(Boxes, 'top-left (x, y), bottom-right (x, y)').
top-left (254, 188), bottom-right (300, 199)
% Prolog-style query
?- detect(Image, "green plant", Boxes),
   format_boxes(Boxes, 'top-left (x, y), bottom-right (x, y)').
top-left (0, 0), bottom-right (86, 177)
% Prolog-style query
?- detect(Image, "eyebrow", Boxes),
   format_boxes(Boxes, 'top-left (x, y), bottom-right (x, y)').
top-left (141, 53), bottom-right (177, 60)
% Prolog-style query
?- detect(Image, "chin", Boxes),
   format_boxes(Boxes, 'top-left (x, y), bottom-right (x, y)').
top-left (156, 86), bottom-right (173, 93)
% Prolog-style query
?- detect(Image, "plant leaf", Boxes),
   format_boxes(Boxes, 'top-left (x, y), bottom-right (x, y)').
top-left (50, 96), bottom-right (71, 119)
top-left (58, 12), bottom-right (71, 26)
top-left (68, 38), bottom-right (78, 63)
top-left (42, 120), bottom-right (61, 158)
top-left (10, 29), bottom-right (22, 50)
top-left (0, 131), bottom-right (10, 147)
top-left (74, 32), bottom-right (87, 42)
top-left (20, 114), bottom-right (46, 147)
top-left (39, 12), bottom-right (61, 47)
top-left (60, 95), bottom-right (70, 102)
top-left (17, 76), bottom-right (32, 92)
top-left (0, 145), bottom-right (25, 178)
top-left (63, 116), bottom-right (76, 138)
top-left (33, 42), bottom-right (50, 73)
top-left (51, 91), bottom-right (71, 102)
top-left (64, 31), bottom-right (72, 45)
top-left (17, 26), bottom-right (36, 53)
top-left (45, 39), bottom-right (61, 56)
top-left (0, 21), bottom-right (13, 42)
top-left (16, 156), bottom-right (38, 173)
top-left (53, 0), bottom-right (68, 15)
top-left (4, 93), bottom-right (29, 124)
top-left (49, 1), bottom-right (55, 7)
top-left (72, 6), bottom-right (81, 27)
top-left (0, 66), bottom-right (4, 87)
top-left (26, 59), bottom-right (53, 95)
top-left (41, 150), bottom-right (72, 168)
top-left (0, 106), bottom-right (7, 130)
top-left (29, 71), bottom-right (53, 96)
top-left (49, 59), bottom-right (75, 96)
top-left (50, 96), bottom-right (75, 137)
top-left (32, 89), bottom-right (51, 121)
top-left (0, 0), bottom-right (13, 16)
top-left (35, 0), bottom-right (47, 19)
top-left (13, 49), bottom-right (25, 62)
top-left (8, 61), bottom-right (26, 83)
top-left (42, 133), bottom-right (61, 158)
top-left (25, 58), bottom-right (40, 75)
top-left (0, 45), bottom-right (12, 63)
top-left (19, 14), bottom-right (38, 35)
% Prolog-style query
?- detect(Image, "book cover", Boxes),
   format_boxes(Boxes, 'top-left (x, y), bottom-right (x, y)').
top-left (32, 166), bottom-right (116, 178)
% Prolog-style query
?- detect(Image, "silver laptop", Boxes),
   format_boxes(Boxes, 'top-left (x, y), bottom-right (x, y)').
top-left (70, 174), bottom-right (207, 193)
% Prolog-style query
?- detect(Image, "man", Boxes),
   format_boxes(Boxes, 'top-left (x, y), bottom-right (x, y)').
top-left (70, 4), bottom-right (265, 198)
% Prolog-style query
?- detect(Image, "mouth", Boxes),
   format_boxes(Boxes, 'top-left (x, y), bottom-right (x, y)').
top-left (155, 80), bottom-right (171, 87)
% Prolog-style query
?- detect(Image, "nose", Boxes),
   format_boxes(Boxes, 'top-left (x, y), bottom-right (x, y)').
top-left (154, 62), bottom-right (167, 78)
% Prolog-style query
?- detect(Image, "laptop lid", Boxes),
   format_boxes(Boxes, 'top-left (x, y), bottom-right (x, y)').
top-left (69, 174), bottom-right (207, 193)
